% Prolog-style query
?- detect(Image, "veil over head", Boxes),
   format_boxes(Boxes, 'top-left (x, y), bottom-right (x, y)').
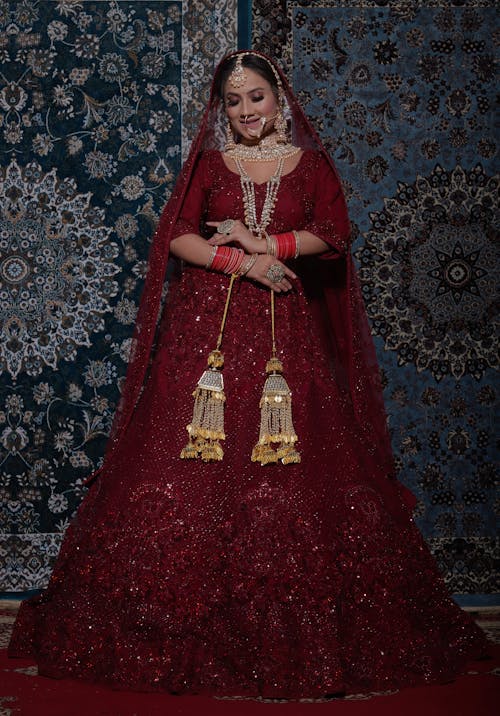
top-left (86, 50), bottom-right (412, 508)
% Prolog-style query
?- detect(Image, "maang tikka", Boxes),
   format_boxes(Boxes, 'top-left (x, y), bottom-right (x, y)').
top-left (228, 53), bottom-right (248, 88)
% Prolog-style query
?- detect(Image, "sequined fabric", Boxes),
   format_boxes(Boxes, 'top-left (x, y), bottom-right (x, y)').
top-left (9, 151), bottom-right (487, 698)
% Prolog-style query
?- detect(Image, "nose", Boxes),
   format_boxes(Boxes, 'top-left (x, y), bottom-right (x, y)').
top-left (240, 97), bottom-right (252, 118)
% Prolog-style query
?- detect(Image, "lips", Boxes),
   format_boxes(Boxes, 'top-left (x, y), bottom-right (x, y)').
top-left (240, 117), bottom-right (261, 128)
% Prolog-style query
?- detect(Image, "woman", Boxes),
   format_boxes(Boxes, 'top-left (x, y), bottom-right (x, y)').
top-left (9, 51), bottom-right (487, 698)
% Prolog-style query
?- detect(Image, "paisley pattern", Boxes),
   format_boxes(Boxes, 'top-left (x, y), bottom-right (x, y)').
top-left (0, 0), bottom-right (238, 592)
top-left (253, 0), bottom-right (498, 597)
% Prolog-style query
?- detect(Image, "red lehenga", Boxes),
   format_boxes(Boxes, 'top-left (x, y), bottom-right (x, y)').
top-left (9, 53), bottom-right (487, 698)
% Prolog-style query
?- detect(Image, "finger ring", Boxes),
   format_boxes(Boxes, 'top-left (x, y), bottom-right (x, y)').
top-left (266, 264), bottom-right (286, 283)
top-left (218, 219), bottom-right (235, 235)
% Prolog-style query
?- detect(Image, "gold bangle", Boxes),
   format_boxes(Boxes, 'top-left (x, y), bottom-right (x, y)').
top-left (205, 245), bottom-right (217, 269)
top-left (292, 230), bottom-right (300, 259)
top-left (239, 253), bottom-right (258, 276)
top-left (265, 233), bottom-right (272, 255)
top-left (265, 233), bottom-right (277, 256)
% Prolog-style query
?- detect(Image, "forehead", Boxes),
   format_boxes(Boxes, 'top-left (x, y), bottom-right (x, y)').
top-left (224, 67), bottom-right (272, 95)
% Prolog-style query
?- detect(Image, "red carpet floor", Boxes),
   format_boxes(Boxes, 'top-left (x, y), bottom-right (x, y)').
top-left (1, 601), bottom-right (498, 716)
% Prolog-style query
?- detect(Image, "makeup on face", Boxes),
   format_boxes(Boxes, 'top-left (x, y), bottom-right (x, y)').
top-left (224, 69), bottom-right (278, 142)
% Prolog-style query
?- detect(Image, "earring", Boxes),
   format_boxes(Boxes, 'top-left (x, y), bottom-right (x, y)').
top-left (225, 119), bottom-right (236, 151)
top-left (274, 107), bottom-right (288, 143)
top-left (274, 94), bottom-right (288, 143)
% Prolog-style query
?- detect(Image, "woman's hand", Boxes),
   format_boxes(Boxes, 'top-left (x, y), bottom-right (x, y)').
top-left (245, 254), bottom-right (296, 293)
top-left (206, 220), bottom-right (266, 255)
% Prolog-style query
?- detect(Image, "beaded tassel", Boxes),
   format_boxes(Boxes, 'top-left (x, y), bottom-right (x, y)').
top-left (251, 293), bottom-right (301, 466)
top-left (252, 356), bottom-right (300, 465)
top-left (180, 349), bottom-right (226, 462)
top-left (180, 275), bottom-right (236, 462)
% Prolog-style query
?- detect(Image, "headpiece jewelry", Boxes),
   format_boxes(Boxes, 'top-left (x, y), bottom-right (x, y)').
top-left (228, 53), bottom-right (247, 88)
top-left (228, 51), bottom-right (284, 93)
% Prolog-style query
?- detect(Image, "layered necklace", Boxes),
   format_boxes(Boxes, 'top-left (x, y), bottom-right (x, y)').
top-left (235, 156), bottom-right (284, 239)
top-left (226, 134), bottom-right (300, 163)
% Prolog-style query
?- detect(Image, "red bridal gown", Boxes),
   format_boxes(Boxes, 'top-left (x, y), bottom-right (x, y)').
top-left (9, 150), bottom-right (486, 697)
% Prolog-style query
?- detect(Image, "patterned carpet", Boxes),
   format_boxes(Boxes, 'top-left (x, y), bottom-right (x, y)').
top-left (0, 0), bottom-right (239, 593)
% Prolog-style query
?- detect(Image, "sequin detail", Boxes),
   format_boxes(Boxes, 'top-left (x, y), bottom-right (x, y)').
top-left (8, 150), bottom-right (487, 698)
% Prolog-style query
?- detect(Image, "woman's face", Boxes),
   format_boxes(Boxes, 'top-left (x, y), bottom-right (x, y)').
top-left (223, 67), bottom-right (278, 144)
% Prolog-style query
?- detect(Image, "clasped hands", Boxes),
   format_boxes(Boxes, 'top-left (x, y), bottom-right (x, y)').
top-left (206, 219), bottom-right (296, 293)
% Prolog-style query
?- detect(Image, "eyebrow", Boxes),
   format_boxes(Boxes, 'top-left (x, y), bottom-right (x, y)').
top-left (225, 86), bottom-right (266, 97)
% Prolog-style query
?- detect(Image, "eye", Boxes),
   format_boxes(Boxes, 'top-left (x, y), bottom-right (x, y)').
top-left (225, 98), bottom-right (238, 107)
top-left (251, 95), bottom-right (264, 102)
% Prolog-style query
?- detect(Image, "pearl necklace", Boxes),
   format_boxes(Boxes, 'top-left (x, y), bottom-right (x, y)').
top-left (235, 157), bottom-right (284, 239)
top-left (226, 135), bottom-right (300, 163)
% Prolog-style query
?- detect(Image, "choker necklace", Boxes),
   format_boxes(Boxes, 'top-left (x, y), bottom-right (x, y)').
top-left (225, 134), bottom-right (300, 162)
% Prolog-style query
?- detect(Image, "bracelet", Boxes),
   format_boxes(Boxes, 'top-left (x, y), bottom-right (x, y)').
top-left (265, 232), bottom-right (277, 257)
top-left (238, 253), bottom-right (258, 276)
top-left (292, 230), bottom-right (300, 259)
top-left (205, 245), bottom-right (217, 269)
top-left (269, 232), bottom-right (297, 260)
top-left (210, 246), bottom-right (244, 274)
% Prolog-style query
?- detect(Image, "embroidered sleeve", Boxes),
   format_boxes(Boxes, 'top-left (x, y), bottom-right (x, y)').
top-left (171, 153), bottom-right (209, 239)
top-left (302, 154), bottom-right (351, 257)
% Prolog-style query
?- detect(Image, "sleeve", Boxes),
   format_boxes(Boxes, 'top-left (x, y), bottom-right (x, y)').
top-left (170, 152), bottom-right (209, 239)
top-left (302, 153), bottom-right (351, 258)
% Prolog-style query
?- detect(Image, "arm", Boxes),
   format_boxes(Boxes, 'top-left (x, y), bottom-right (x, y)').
top-left (205, 153), bottom-right (349, 259)
top-left (301, 153), bottom-right (351, 258)
top-left (169, 155), bottom-right (296, 292)
top-left (206, 221), bottom-right (328, 256)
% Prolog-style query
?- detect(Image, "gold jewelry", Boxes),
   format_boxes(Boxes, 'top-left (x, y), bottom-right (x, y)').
top-left (274, 100), bottom-right (289, 144)
top-left (205, 245), bottom-right (217, 269)
top-left (228, 52), bottom-right (284, 92)
top-left (265, 233), bottom-right (277, 256)
top-left (225, 134), bottom-right (299, 163)
top-left (180, 274), bottom-right (238, 462)
top-left (235, 156), bottom-right (284, 239)
top-left (238, 253), bottom-right (258, 276)
top-left (228, 53), bottom-right (247, 88)
top-left (251, 290), bottom-right (300, 466)
top-left (218, 219), bottom-right (235, 235)
top-left (225, 119), bottom-right (236, 151)
top-left (292, 230), bottom-right (300, 259)
top-left (266, 264), bottom-right (285, 283)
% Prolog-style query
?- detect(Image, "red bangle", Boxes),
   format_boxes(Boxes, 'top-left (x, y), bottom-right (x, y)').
top-left (271, 232), bottom-right (298, 259)
top-left (210, 246), bottom-right (244, 274)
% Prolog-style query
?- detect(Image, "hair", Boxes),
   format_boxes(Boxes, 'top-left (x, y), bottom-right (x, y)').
top-left (214, 53), bottom-right (281, 100)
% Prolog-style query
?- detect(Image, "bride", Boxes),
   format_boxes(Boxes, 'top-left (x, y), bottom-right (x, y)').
top-left (9, 50), bottom-right (487, 698)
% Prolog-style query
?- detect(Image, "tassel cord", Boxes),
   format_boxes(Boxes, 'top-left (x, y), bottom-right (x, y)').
top-left (270, 288), bottom-right (277, 357)
top-left (180, 273), bottom-right (238, 462)
top-left (217, 273), bottom-right (238, 350)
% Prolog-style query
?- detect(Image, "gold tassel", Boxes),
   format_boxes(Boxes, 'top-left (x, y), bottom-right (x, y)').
top-left (180, 275), bottom-right (237, 462)
top-left (180, 349), bottom-right (226, 461)
top-left (251, 294), bottom-right (301, 466)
